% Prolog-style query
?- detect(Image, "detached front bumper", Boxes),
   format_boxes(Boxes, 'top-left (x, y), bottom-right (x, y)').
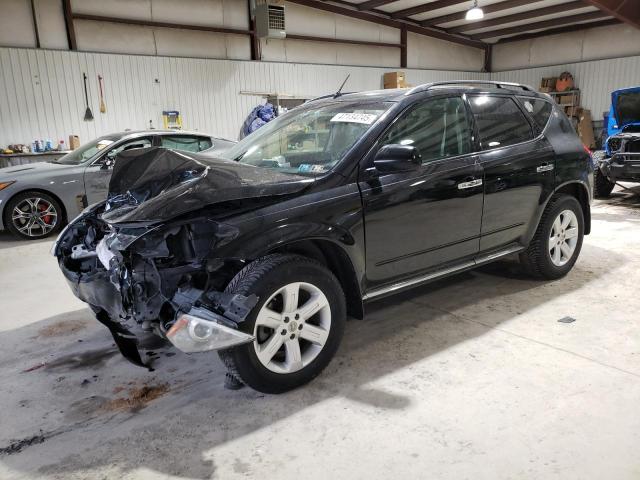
top-left (600, 152), bottom-right (640, 182)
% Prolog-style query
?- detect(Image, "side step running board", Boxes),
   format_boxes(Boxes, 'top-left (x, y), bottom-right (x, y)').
top-left (362, 245), bottom-right (523, 301)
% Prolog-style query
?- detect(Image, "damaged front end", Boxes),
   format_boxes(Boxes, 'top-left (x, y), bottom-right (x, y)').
top-left (50, 147), bottom-right (314, 368)
top-left (53, 206), bottom-right (257, 368)
top-left (54, 212), bottom-right (259, 367)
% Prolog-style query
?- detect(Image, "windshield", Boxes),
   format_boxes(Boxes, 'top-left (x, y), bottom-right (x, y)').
top-left (55, 134), bottom-right (121, 165)
top-left (615, 91), bottom-right (640, 126)
top-left (222, 101), bottom-right (392, 176)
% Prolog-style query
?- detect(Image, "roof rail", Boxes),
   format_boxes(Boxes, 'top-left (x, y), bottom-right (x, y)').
top-left (406, 80), bottom-right (535, 96)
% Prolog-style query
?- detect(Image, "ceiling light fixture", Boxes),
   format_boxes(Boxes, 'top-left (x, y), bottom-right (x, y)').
top-left (465, 0), bottom-right (484, 20)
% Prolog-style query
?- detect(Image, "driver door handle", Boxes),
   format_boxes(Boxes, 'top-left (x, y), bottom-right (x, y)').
top-left (457, 178), bottom-right (483, 190)
top-left (537, 163), bottom-right (554, 173)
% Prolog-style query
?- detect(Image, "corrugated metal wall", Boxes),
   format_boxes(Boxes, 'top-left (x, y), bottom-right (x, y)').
top-left (491, 55), bottom-right (640, 119)
top-left (3, 47), bottom-right (639, 147)
top-left (0, 47), bottom-right (487, 146)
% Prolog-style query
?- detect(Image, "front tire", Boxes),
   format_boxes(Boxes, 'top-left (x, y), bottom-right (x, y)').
top-left (5, 191), bottom-right (63, 240)
top-left (218, 254), bottom-right (346, 394)
top-left (519, 194), bottom-right (584, 280)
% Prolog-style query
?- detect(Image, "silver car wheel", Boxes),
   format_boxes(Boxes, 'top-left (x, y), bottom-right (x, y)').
top-left (253, 282), bottom-right (331, 374)
top-left (548, 209), bottom-right (579, 267)
top-left (12, 197), bottom-right (58, 237)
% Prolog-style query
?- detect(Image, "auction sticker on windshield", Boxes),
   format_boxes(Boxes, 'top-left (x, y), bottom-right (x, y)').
top-left (330, 112), bottom-right (378, 124)
top-left (96, 140), bottom-right (114, 150)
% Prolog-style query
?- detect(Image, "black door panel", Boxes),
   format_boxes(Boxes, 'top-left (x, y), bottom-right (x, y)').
top-left (361, 157), bottom-right (483, 286)
top-left (479, 139), bottom-right (555, 251)
top-left (360, 95), bottom-right (484, 289)
top-left (466, 94), bottom-right (555, 252)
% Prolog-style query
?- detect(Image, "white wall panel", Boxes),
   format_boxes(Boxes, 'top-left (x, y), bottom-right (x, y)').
top-left (75, 20), bottom-right (158, 55)
top-left (0, 47), bottom-right (487, 147)
top-left (491, 55), bottom-right (640, 119)
top-left (71, 0), bottom-right (151, 21)
top-left (492, 24), bottom-right (640, 71)
top-left (34, 0), bottom-right (68, 50)
top-left (0, 0), bottom-right (36, 48)
top-left (407, 33), bottom-right (485, 71)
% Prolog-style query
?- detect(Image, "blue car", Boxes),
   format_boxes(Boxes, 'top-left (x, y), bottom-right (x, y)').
top-left (594, 86), bottom-right (640, 197)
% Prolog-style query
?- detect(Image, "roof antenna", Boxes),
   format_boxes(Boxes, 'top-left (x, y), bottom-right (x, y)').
top-left (334, 74), bottom-right (350, 98)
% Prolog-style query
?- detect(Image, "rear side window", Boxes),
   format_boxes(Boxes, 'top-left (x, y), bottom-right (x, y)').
top-left (469, 96), bottom-right (533, 149)
top-left (161, 136), bottom-right (212, 153)
top-left (517, 97), bottom-right (553, 130)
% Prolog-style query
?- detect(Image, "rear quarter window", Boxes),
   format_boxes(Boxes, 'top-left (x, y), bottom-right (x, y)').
top-left (161, 136), bottom-right (212, 153)
top-left (469, 95), bottom-right (533, 150)
top-left (517, 97), bottom-right (553, 131)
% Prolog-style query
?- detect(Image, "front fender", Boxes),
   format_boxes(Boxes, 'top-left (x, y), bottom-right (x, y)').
top-left (210, 184), bottom-right (366, 310)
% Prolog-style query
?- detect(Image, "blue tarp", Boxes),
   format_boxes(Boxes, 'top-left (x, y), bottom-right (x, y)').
top-left (241, 103), bottom-right (276, 138)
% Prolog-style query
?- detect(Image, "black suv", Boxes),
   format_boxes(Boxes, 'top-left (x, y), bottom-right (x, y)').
top-left (53, 81), bottom-right (593, 393)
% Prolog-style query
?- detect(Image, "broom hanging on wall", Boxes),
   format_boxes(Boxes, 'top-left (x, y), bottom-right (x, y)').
top-left (83, 73), bottom-right (94, 121)
top-left (98, 75), bottom-right (106, 114)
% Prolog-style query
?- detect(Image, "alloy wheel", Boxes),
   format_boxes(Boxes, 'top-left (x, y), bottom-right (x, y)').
top-left (548, 209), bottom-right (579, 267)
top-left (253, 282), bottom-right (331, 374)
top-left (11, 197), bottom-right (58, 237)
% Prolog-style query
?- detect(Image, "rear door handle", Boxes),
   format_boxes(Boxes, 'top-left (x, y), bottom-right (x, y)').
top-left (537, 163), bottom-right (554, 173)
top-left (457, 178), bottom-right (483, 190)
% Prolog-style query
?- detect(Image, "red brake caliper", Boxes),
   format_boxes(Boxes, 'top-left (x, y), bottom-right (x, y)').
top-left (38, 202), bottom-right (52, 225)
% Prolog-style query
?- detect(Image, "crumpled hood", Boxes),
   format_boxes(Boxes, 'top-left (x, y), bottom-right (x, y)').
top-left (101, 147), bottom-right (313, 224)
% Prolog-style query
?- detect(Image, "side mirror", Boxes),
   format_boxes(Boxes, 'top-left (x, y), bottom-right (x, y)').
top-left (373, 144), bottom-right (421, 173)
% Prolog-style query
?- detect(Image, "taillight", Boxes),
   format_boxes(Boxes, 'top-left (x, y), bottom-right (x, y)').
top-left (583, 144), bottom-right (592, 156)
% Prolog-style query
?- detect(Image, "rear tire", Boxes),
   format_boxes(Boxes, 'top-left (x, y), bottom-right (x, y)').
top-left (5, 191), bottom-right (63, 240)
top-left (519, 194), bottom-right (584, 280)
top-left (218, 254), bottom-right (346, 394)
top-left (594, 168), bottom-right (615, 198)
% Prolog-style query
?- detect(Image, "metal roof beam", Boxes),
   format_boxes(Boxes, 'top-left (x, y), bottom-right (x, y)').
top-left (391, 0), bottom-right (468, 19)
top-left (421, 0), bottom-right (546, 26)
top-left (286, 0), bottom-right (487, 48)
top-left (357, 0), bottom-right (399, 10)
top-left (582, 0), bottom-right (640, 29)
top-left (496, 18), bottom-right (619, 42)
top-left (449, 1), bottom-right (588, 33)
top-left (471, 10), bottom-right (609, 39)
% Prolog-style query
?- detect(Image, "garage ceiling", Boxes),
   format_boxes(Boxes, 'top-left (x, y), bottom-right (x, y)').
top-left (291, 0), bottom-right (638, 45)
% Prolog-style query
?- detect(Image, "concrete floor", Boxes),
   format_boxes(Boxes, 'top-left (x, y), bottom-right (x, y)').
top-left (1, 187), bottom-right (639, 480)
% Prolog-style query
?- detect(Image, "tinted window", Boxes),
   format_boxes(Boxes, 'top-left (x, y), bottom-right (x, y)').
top-left (161, 135), bottom-right (212, 153)
top-left (517, 97), bottom-right (553, 130)
top-left (101, 137), bottom-right (153, 164)
top-left (469, 96), bottom-right (532, 149)
top-left (381, 96), bottom-right (471, 162)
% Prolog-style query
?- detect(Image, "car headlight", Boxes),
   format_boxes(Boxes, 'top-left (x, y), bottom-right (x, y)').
top-left (0, 181), bottom-right (16, 191)
top-left (608, 138), bottom-right (622, 152)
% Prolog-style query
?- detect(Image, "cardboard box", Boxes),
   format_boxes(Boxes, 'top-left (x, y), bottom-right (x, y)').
top-left (384, 71), bottom-right (407, 89)
top-left (577, 110), bottom-right (596, 148)
top-left (539, 77), bottom-right (557, 93)
top-left (564, 106), bottom-right (583, 118)
top-left (558, 94), bottom-right (576, 105)
top-left (68, 135), bottom-right (80, 150)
